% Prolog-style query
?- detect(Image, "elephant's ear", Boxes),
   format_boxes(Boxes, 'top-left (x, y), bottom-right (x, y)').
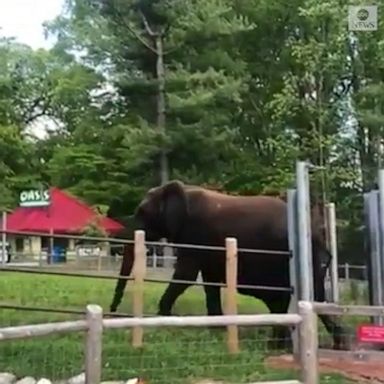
top-left (160, 180), bottom-right (189, 240)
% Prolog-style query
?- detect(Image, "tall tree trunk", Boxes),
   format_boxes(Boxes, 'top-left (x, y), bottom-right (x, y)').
top-left (155, 35), bottom-right (169, 185)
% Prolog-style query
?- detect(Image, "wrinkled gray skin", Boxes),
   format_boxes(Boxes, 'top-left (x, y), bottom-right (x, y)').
top-left (110, 180), bottom-right (348, 350)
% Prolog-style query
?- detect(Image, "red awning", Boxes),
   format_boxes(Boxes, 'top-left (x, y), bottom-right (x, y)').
top-left (2, 187), bottom-right (125, 235)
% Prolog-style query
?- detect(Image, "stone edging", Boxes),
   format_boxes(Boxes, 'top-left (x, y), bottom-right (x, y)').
top-left (0, 372), bottom-right (145, 384)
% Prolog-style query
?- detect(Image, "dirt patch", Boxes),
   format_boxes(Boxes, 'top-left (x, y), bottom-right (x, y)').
top-left (265, 354), bottom-right (384, 383)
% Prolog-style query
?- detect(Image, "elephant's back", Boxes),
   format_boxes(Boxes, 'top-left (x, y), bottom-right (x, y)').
top-left (187, 191), bottom-right (289, 250)
top-left (209, 194), bottom-right (287, 237)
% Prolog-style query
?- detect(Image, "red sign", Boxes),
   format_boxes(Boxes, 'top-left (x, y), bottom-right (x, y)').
top-left (357, 324), bottom-right (384, 343)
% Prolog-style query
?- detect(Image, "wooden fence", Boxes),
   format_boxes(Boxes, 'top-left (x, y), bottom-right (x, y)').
top-left (0, 301), bottom-right (318, 384)
top-left (129, 231), bottom-right (296, 353)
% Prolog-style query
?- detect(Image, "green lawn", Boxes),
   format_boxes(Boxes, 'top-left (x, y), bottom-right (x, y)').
top-left (0, 272), bottom-right (355, 384)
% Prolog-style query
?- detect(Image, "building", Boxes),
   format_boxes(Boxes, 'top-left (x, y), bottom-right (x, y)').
top-left (0, 187), bottom-right (124, 261)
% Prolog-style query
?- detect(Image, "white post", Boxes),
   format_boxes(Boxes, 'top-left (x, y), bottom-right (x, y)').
top-left (296, 161), bottom-right (314, 301)
top-left (326, 203), bottom-right (339, 303)
top-left (85, 304), bottom-right (103, 384)
top-left (1, 211), bottom-right (7, 266)
top-left (345, 263), bottom-right (349, 281)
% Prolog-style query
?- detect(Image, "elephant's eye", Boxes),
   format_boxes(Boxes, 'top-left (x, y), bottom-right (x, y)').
top-left (136, 206), bottom-right (146, 217)
top-left (137, 204), bottom-right (151, 218)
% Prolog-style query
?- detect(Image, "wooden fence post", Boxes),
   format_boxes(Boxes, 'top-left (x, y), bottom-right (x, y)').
top-left (298, 301), bottom-right (318, 384)
top-left (132, 230), bottom-right (146, 347)
top-left (225, 237), bottom-right (239, 354)
top-left (85, 304), bottom-right (103, 384)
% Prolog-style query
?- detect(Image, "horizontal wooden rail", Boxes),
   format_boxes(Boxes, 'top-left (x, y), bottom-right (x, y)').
top-left (0, 314), bottom-right (302, 342)
top-left (0, 320), bottom-right (87, 341)
top-left (313, 302), bottom-right (384, 316)
top-left (103, 314), bottom-right (302, 329)
top-left (319, 348), bottom-right (384, 362)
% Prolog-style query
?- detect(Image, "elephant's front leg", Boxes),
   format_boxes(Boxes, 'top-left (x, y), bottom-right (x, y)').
top-left (201, 268), bottom-right (223, 316)
top-left (158, 256), bottom-right (199, 316)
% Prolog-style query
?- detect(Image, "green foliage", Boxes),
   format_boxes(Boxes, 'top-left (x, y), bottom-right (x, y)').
top-left (82, 213), bottom-right (108, 237)
top-left (0, 124), bottom-right (40, 209)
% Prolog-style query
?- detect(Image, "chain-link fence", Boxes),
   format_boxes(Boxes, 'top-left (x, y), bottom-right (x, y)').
top-left (0, 301), bottom-right (324, 384)
top-left (0, 318), bottom-right (297, 383)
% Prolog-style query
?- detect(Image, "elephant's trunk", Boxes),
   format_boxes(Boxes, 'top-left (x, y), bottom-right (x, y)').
top-left (110, 243), bottom-right (134, 312)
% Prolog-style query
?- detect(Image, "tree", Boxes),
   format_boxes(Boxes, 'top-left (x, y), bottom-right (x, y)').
top-left (45, 0), bottom-right (253, 187)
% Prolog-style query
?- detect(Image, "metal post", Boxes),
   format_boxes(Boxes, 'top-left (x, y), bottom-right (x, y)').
top-left (325, 203), bottom-right (339, 303)
top-left (1, 211), bottom-right (7, 266)
top-left (364, 191), bottom-right (383, 325)
top-left (296, 161), bottom-right (314, 301)
top-left (287, 189), bottom-right (300, 359)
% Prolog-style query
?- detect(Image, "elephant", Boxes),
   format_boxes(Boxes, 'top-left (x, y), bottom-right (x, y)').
top-left (109, 180), bottom-right (348, 350)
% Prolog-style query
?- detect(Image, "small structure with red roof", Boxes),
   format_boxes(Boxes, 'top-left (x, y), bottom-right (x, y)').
top-left (1, 187), bottom-right (124, 262)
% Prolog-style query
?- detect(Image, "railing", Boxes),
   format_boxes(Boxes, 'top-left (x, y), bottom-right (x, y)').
top-left (0, 301), bottom-right (319, 384)
top-left (312, 301), bottom-right (384, 362)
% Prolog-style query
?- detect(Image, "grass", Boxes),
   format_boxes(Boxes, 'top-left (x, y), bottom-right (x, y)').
top-left (0, 272), bottom-right (355, 383)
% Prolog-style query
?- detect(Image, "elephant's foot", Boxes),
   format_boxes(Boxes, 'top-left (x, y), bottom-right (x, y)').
top-left (208, 310), bottom-right (223, 316)
top-left (330, 324), bottom-right (351, 351)
top-left (204, 309), bottom-right (224, 330)
top-left (333, 334), bottom-right (350, 351)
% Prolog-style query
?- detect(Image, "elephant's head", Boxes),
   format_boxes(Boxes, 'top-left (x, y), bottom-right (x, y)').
top-left (109, 180), bottom-right (189, 313)
top-left (133, 180), bottom-right (189, 242)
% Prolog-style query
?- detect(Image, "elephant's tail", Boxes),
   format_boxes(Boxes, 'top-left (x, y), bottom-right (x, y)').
top-left (110, 243), bottom-right (135, 312)
top-left (317, 245), bottom-right (334, 287)
top-left (323, 247), bottom-right (332, 271)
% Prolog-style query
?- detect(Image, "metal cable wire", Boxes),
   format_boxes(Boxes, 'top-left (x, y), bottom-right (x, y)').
top-left (0, 229), bottom-right (291, 256)
top-left (0, 266), bottom-right (134, 281)
top-left (0, 267), bottom-right (293, 292)
top-left (0, 304), bottom-right (149, 318)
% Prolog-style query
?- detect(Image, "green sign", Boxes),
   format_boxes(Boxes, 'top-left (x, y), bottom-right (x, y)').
top-left (19, 189), bottom-right (51, 207)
